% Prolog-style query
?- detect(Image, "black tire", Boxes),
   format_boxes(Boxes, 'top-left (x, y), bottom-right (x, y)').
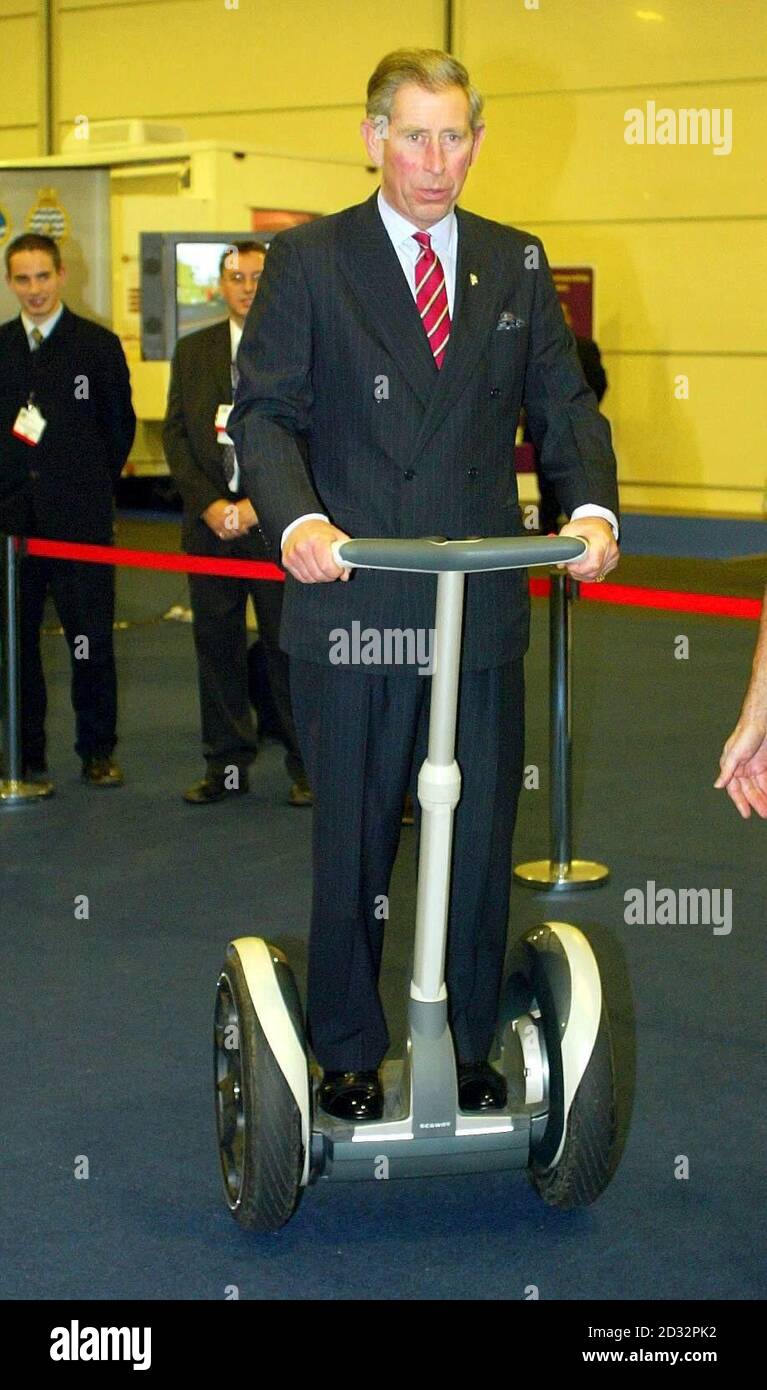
top-left (529, 1003), bottom-right (617, 1210)
top-left (214, 948), bottom-right (305, 1232)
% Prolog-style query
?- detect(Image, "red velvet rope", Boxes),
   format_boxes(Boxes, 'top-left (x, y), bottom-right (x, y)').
top-left (21, 537), bottom-right (284, 582)
top-left (529, 575), bottom-right (761, 619)
top-left (16, 538), bottom-right (761, 620)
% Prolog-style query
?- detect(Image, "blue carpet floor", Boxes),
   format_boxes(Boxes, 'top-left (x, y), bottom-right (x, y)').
top-left (618, 512), bottom-right (765, 560)
top-left (1, 558), bottom-right (764, 1300)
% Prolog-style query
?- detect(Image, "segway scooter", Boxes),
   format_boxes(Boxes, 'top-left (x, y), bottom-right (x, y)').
top-left (213, 535), bottom-right (618, 1231)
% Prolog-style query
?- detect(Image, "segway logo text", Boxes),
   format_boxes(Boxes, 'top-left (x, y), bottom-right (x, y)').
top-left (50, 1321), bottom-right (151, 1370)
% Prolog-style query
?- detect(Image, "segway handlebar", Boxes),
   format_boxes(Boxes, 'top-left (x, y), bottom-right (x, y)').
top-left (330, 534), bottom-right (588, 574)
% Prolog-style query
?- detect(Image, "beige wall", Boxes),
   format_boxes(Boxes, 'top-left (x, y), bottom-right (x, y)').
top-left (1, 0), bottom-right (765, 514)
top-left (455, 0), bottom-right (767, 516)
top-left (53, 0), bottom-right (445, 156)
top-left (0, 0), bottom-right (45, 156)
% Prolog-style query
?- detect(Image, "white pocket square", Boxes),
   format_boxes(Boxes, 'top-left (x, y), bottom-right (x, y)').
top-left (496, 311), bottom-right (525, 331)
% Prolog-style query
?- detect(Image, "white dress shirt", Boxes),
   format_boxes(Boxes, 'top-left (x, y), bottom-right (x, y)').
top-left (375, 187), bottom-right (458, 317)
top-left (21, 302), bottom-right (64, 349)
top-left (282, 189), bottom-right (617, 546)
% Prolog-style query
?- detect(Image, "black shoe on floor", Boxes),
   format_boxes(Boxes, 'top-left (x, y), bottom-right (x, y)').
top-left (183, 771), bottom-right (249, 804)
top-left (258, 721), bottom-right (286, 742)
top-left (318, 1070), bottom-right (384, 1122)
top-left (21, 760), bottom-right (49, 782)
top-left (288, 774), bottom-right (313, 807)
top-left (458, 1061), bottom-right (507, 1112)
top-left (81, 756), bottom-right (124, 788)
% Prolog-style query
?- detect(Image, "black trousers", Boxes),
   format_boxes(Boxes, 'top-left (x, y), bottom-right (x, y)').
top-left (290, 659), bottom-right (525, 1071)
top-left (19, 554), bottom-right (117, 765)
top-left (188, 570), bottom-right (304, 781)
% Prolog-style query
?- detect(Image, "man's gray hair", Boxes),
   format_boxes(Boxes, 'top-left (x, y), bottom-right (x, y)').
top-left (366, 48), bottom-right (484, 132)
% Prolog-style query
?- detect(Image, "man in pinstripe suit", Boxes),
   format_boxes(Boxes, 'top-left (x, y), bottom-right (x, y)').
top-left (229, 49), bottom-right (620, 1121)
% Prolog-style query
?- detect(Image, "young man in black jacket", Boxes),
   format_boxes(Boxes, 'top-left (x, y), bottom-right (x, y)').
top-left (0, 233), bottom-right (135, 789)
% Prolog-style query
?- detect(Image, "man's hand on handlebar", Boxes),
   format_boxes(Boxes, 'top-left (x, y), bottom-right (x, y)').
top-left (557, 517), bottom-right (619, 582)
top-left (282, 519), bottom-right (351, 583)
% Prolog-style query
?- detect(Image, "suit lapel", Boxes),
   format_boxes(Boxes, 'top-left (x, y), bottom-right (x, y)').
top-left (336, 193), bottom-right (438, 410)
top-left (209, 318), bottom-right (234, 401)
top-left (409, 208), bottom-right (511, 459)
top-left (337, 197), bottom-right (515, 457)
top-left (11, 315), bottom-right (30, 355)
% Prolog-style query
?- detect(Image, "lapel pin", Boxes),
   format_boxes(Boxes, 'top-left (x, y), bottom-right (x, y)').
top-left (469, 273), bottom-right (478, 286)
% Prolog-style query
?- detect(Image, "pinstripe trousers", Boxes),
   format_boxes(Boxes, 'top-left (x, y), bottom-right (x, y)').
top-left (290, 658), bottom-right (525, 1071)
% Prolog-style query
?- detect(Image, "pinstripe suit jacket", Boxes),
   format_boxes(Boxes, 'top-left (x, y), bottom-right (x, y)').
top-left (228, 191), bottom-right (619, 672)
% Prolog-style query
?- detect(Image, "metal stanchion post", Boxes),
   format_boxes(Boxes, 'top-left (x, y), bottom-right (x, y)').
top-left (514, 569), bottom-right (608, 890)
top-left (0, 535), bottom-right (54, 805)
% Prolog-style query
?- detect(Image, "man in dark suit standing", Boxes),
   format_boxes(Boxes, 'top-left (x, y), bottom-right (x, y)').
top-left (163, 243), bottom-right (309, 805)
top-left (229, 49), bottom-right (620, 1121)
top-left (0, 233), bottom-right (135, 789)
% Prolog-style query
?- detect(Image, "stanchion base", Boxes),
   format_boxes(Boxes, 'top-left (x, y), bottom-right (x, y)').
top-left (0, 777), bottom-right (54, 804)
top-left (513, 858), bottom-right (609, 891)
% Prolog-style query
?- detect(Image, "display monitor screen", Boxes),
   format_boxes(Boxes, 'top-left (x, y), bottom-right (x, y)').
top-left (175, 242), bottom-right (231, 340)
top-left (141, 231), bottom-right (270, 360)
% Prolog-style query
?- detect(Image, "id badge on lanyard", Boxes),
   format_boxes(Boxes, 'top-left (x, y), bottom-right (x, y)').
top-left (215, 402), bottom-right (234, 447)
top-left (12, 396), bottom-right (47, 446)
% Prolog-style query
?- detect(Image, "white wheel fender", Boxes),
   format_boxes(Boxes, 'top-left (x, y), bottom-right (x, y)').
top-left (539, 923), bottom-right (603, 1169)
top-left (231, 937), bottom-right (311, 1187)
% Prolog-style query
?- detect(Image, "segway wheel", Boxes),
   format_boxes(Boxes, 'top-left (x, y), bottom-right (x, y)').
top-left (529, 1003), bottom-right (617, 1210)
top-left (214, 947), bottom-right (305, 1232)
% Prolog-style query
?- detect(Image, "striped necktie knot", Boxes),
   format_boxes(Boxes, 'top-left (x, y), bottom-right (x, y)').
top-left (412, 231), bottom-right (451, 369)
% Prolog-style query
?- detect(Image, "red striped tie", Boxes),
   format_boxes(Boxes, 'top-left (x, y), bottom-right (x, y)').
top-left (413, 230), bottom-right (451, 369)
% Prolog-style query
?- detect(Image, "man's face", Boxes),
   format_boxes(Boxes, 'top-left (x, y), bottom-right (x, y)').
top-left (6, 249), bottom-right (66, 321)
top-left (361, 82), bottom-right (485, 229)
top-left (219, 250), bottom-right (265, 324)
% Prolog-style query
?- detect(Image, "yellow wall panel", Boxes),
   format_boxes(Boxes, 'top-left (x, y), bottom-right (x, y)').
top-left (38, 0), bottom-right (767, 514)
top-left (0, 127), bottom-right (40, 157)
top-left (0, 16), bottom-right (40, 126)
top-left (59, 106), bottom-right (371, 167)
top-left (57, 0), bottom-right (172, 6)
top-left (188, 108), bottom-right (374, 167)
top-left (0, 0), bottom-right (36, 14)
top-left (525, 220), bottom-right (767, 355)
top-left (468, 84), bottom-right (766, 224)
top-left (605, 355), bottom-right (765, 498)
top-left (456, 0), bottom-right (767, 94)
top-left (521, 355), bottom-right (765, 514)
top-left (56, 0), bottom-right (443, 122)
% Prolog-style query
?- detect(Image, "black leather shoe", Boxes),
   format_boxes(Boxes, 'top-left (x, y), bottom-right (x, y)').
top-left (458, 1061), bottom-right (507, 1112)
top-left (288, 775), bottom-right (313, 807)
top-left (183, 771), bottom-right (249, 804)
top-left (81, 756), bottom-right (124, 788)
top-left (318, 1070), bottom-right (384, 1122)
top-left (22, 760), bottom-right (49, 782)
